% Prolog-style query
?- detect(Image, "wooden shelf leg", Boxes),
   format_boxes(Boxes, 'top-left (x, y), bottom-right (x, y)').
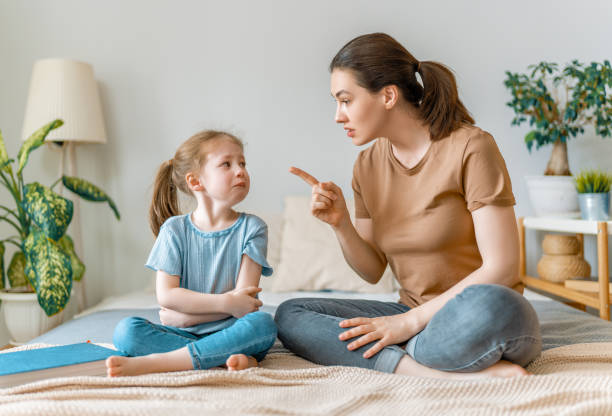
top-left (576, 233), bottom-right (584, 259)
top-left (518, 217), bottom-right (526, 277)
top-left (597, 222), bottom-right (609, 320)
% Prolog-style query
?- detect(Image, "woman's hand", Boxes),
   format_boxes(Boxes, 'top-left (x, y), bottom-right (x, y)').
top-left (224, 287), bottom-right (263, 318)
top-left (338, 312), bottom-right (422, 359)
top-left (289, 167), bottom-right (350, 229)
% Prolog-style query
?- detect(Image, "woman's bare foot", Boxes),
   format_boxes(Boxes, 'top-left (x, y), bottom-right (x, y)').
top-left (477, 360), bottom-right (529, 378)
top-left (106, 347), bottom-right (194, 377)
top-left (226, 354), bottom-right (258, 371)
top-left (394, 355), bottom-right (528, 380)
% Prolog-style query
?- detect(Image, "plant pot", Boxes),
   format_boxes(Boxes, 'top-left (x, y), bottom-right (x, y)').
top-left (525, 175), bottom-right (580, 217)
top-left (537, 254), bottom-right (591, 283)
top-left (578, 192), bottom-right (611, 221)
top-left (0, 288), bottom-right (65, 345)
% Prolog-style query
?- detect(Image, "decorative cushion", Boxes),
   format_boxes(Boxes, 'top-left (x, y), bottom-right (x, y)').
top-left (270, 196), bottom-right (397, 293)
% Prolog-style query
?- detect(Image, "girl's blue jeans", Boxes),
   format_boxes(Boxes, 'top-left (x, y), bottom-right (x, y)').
top-left (113, 311), bottom-right (277, 369)
top-left (275, 284), bottom-right (542, 373)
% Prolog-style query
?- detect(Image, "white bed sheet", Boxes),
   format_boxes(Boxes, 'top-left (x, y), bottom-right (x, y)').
top-left (78, 287), bottom-right (551, 317)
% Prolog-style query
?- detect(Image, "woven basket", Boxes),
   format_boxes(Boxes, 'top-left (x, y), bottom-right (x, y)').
top-left (537, 254), bottom-right (591, 283)
top-left (542, 234), bottom-right (581, 255)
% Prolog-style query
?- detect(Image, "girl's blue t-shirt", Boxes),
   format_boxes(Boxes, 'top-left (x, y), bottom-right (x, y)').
top-left (145, 212), bottom-right (273, 335)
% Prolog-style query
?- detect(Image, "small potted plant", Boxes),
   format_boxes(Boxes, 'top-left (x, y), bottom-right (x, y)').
top-left (574, 169), bottom-right (612, 220)
top-left (504, 60), bottom-right (612, 217)
top-left (0, 119), bottom-right (120, 344)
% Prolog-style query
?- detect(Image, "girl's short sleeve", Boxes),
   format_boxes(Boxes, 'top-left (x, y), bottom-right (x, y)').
top-left (462, 132), bottom-right (516, 212)
top-left (145, 226), bottom-right (182, 276)
top-left (243, 218), bottom-right (273, 277)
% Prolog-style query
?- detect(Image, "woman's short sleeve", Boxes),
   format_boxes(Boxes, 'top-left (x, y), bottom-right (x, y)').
top-left (462, 132), bottom-right (516, 212)
top-left (145, 226), bottom-right (183, 276)
top-left (243, 218), bottom-right (273, 277)
top-left (352, 157), bottom-right (370, 218)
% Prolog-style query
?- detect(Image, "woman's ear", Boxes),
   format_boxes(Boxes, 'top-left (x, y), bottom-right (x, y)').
top-left (381, 85), bottom-right (399, 109)
top-left (185, 172), bottom-right (205, 192)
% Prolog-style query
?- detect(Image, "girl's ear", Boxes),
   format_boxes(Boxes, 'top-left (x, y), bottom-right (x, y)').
top-left (381, 85), bottom-right (399, 109)
top-left (186, 172), bottom-right (205, 192)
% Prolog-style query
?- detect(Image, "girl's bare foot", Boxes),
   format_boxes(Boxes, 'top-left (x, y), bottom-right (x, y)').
top-left (106, 347), bottom-right (194, 377)
top-left (395, 355), bottom-right (528, 379)
top-left (106, 355), bottom-right (154, 377)
top-left (226, 354), bottom-right (258, 371)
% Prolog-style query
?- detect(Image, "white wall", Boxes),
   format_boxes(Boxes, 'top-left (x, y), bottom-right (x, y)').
top-left (1, 0), bottom-right (611, 344)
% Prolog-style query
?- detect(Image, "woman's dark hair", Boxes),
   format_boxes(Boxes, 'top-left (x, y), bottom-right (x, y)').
top-left (330, 33), bottom-right (474, 140)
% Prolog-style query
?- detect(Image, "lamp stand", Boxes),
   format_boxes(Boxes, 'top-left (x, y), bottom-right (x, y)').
top-left (59, 142), bottom-right (87, 313)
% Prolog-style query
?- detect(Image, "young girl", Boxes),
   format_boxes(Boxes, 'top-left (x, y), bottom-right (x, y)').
top-left (106, 130), bottom-right (277, 376)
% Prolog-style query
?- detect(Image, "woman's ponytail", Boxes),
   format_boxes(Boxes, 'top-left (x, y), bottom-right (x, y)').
top-left (149, 159), bottom-right (179, 237)
top-left (417, 61), bottom-right (474, 140)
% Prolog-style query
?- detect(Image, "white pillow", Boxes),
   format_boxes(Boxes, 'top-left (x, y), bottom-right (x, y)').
top-left (271, 195), bottom-right (397, 293)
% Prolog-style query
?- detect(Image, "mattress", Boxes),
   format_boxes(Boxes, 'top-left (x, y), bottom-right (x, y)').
top-left (29, 289), bottom-right (612, 352)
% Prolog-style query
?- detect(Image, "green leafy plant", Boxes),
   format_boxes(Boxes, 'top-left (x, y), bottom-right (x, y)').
top-left (504, 60), bottom-right (612, 175)
top-left (0, 120), bottom-right (120, 316)
top-left (575, 169), bottom-right (612, 194)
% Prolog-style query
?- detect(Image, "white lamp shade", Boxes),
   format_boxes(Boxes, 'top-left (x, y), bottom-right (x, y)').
top-left (22, 58), bottom-right (107, 143)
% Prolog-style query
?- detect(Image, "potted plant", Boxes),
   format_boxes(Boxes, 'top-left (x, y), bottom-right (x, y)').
top-left (574, 169), bottom-right (612, 221)
top-left (0, 119), bottom-right (120, 344)
top-left (504, 60), bottom-right (612, 217)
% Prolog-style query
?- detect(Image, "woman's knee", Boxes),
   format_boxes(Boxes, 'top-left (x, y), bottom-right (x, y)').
top-left (112, 316), bottom-right (149, 354)
top-left (274, 298), bottom-right (307, 329)
top-left (460, 284), bottom-right (540, 337)
top-left (413, 284), bottom-right (541, 370)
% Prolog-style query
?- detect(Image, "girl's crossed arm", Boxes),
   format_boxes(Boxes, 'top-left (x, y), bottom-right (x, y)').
top-left (157, 254), bottom-right (264, 327)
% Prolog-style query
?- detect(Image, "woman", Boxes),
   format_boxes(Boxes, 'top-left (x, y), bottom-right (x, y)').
top-left (275, 33), bottom-right (541, 379)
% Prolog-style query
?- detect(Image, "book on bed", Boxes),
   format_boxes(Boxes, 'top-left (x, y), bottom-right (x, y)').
top-left (0, 342), bottom-right (124, 388)
top-left (564, 277), bottom-right (612, 293)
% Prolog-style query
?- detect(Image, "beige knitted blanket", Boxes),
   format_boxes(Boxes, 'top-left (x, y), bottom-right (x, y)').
top-left (2, 343), bottom-right (612, 415)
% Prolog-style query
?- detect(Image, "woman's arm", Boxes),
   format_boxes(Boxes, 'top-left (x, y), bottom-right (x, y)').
top-left (339, 205), bottom-right (520, 357)
top-left (157, 254), bottom-right (264, 327)
top-left (335, 217), bottom-right (388, 284)
top-left (401, 204), bottom-right (520, 328)
top-left (290, 167), bottom-right (387, 283)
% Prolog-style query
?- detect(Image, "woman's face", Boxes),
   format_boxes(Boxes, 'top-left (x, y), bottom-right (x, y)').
top-left (330, 69), bottom-right (388, 146)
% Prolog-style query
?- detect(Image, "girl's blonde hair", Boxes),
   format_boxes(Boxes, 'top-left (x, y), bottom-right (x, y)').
top-left (149, 130), bottom-right (243, 236)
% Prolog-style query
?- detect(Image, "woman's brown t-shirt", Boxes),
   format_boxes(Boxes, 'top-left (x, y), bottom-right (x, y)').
top-left (352, 125), bottom-right (516, 308)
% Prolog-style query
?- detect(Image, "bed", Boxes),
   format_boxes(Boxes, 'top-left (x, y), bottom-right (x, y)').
top-left (3, 199), bottom-right (612, 414)
top-left (1, 288), bottom-right (612, 415)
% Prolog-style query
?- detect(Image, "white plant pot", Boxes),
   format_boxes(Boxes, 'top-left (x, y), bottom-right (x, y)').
top-left (525, 175), bottom-right (580, 218)
top-left (0, 290), bottom-right (65, 345)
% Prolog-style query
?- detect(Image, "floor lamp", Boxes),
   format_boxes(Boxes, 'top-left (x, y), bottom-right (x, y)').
top-left (21, 58), bottom-right (107, 314)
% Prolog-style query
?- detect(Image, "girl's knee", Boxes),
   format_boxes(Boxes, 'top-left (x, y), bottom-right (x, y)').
top-left (113, 316), bottom-right (148, 354)
top-left (243, 311), bottom-right (277, 338)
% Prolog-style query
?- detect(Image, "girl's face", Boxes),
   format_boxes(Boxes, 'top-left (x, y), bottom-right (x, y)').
top-left (330, 69), bottom-right (388, 146)
top-left (199, 139), bottom-right (250, 206)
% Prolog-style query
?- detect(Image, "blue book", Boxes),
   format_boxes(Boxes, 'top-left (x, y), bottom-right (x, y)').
top-left (0, 342), bottom-right (125, 388)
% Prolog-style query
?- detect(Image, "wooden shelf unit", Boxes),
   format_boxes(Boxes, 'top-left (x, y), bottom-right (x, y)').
top-left (518, 217), bottom-right (611, 320)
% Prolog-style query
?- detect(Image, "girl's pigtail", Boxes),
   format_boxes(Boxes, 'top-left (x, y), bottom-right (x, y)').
top-left (149, 159), bottom-right (179, 236)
